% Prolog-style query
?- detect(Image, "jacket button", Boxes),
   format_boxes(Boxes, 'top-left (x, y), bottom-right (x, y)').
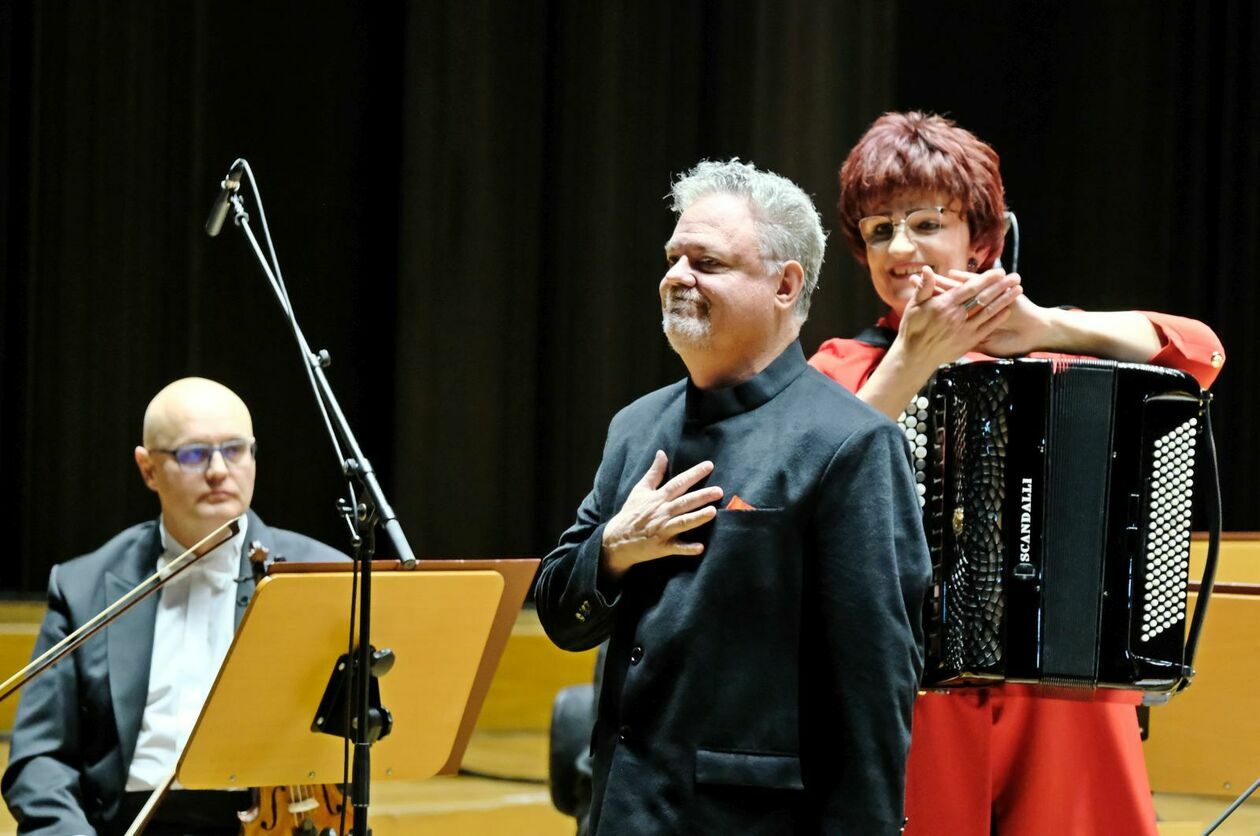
top-left (629, 645), bottom-right (643, 664)
top-left (618, 725), bottom-right (631, 743)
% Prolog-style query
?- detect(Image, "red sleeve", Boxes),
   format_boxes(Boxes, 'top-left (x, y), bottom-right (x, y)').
top-left (1139, 311), bottom-right (1225, 389)
top-left (808, 338), bottom-right (886, 393)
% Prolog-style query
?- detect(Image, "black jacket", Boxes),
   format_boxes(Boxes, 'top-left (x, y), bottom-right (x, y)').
top-left (535, 342), bottom-right (931, 835)
top-left (2, 510), bottom-right (346, 836)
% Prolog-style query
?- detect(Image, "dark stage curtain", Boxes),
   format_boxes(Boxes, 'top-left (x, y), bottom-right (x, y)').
top-left (392, 0), bottom-right (894, 556)
top-left (1, 1), bottom-right (1255, 593)
top-left (0, 1), bottom-right (407, 589)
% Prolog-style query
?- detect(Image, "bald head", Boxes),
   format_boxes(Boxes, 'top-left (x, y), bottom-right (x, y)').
top-left (135, 377), bottom-right (257, 547)
top-left (142, 377), bottom-right (253, 449)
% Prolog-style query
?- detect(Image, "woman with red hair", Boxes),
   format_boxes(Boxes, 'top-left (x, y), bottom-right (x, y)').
top-left (810, 111), bottom-right (1224, 835)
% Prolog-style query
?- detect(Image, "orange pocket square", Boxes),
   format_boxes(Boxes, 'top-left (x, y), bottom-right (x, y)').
top-left (725, 495), bottom-right (756, 511)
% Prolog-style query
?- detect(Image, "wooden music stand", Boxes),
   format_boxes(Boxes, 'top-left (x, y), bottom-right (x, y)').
top-left (175, 558), bottom-right (538, 788)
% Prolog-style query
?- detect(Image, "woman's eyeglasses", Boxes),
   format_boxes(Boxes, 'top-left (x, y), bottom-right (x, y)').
top-left (858, 206), bottom-right (950, 246)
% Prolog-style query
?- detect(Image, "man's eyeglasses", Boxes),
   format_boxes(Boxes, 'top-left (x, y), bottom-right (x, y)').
top-left (858, 206), bottom-right (950, 246)
top-left (150, 439), bottom-right (257, 472)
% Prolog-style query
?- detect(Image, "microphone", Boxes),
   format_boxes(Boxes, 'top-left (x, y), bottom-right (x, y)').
top-left (204, 161), bottom-right (245, 237)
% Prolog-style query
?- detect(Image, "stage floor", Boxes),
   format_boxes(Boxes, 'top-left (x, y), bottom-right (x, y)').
top-left (0, 732), bottom-right (1255, 834)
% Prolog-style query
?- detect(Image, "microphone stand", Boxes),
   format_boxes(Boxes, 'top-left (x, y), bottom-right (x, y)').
top-left (1203, 776), bottom-right (1260, 834)
top-left (213, 160), bottom-right (418, 836)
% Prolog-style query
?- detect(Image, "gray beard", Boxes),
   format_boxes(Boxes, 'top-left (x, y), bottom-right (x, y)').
top-left (660, 290), bottom-right (710, 350)
top-left (661, 299), bottom-right (713, 351)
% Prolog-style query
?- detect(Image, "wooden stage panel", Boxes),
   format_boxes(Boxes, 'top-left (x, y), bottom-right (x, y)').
top-left (1145, 591), bottom-right (1260, 798)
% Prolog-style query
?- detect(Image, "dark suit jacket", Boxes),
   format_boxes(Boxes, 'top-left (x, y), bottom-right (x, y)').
top-left (534, 342), bottom-right (932, 835)
top-left (1, 510), bottom-right (346, 836)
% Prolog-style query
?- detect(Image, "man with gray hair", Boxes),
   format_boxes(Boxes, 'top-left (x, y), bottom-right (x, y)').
top-left (535, 160), bottom-right (930, 834)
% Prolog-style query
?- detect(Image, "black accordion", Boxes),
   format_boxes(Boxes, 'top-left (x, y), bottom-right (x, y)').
top-left (900, 358), bottom-right (1217, 697)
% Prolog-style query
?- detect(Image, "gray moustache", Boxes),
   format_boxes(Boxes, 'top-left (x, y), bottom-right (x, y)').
top-left (665, 291), bottom-right (706, 308)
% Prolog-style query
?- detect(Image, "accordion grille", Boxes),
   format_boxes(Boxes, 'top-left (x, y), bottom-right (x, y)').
top-left (945, 370), bottom-right (1010, 671)
top-left (1141, 417), bottom-right (1197, 642)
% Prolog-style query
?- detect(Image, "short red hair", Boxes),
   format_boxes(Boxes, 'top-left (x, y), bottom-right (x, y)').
top-left (838, 112), bottom-right (1006, 267)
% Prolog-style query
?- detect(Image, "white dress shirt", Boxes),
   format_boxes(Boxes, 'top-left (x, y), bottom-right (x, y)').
top-left (125, 515), bottom-right (248, 791)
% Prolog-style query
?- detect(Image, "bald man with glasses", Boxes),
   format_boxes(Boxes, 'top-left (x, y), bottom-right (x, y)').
top-left (3, 377), bottom-right (345, 836)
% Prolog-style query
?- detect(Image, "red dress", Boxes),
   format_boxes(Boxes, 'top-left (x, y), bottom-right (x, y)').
top-left (809, 311), bottom-right (1224, 836)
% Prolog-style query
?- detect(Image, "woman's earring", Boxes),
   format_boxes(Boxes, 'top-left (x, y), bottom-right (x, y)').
top-left (967, 258), bottom-right (979, 271)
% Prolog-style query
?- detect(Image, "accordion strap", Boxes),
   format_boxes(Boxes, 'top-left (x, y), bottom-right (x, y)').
top-left (852, 325), bottom-right (897, 349)
top-left (1179, 394), bottom-right (1221, 691)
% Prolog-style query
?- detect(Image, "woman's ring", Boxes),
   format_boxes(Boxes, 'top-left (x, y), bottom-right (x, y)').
top-left (962, 295), bottom-right (984, 313)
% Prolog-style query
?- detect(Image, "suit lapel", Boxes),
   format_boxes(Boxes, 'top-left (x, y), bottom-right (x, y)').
top-left (106, 526), bottom-right (161, 773)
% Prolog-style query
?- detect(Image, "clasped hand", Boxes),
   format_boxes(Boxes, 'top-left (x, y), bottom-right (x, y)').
top-left (600, 450), bottom-right (723, 580)
top-left (899, 266), bottom-right (1035, 367)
